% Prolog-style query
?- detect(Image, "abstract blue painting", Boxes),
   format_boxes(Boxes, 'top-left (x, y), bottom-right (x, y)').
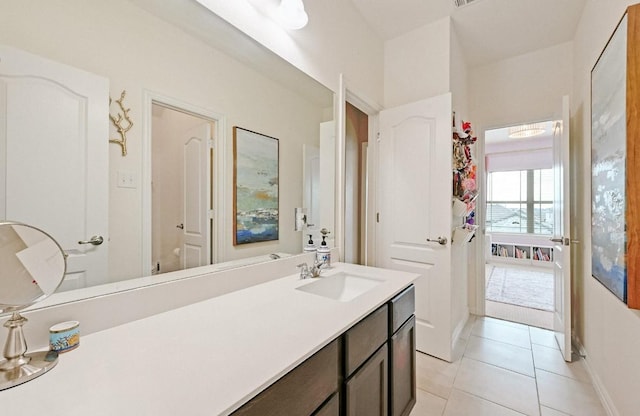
top-left (591, 14), bottom-right (628, 303)
top-left (233, 127), bottom-right (279, 245)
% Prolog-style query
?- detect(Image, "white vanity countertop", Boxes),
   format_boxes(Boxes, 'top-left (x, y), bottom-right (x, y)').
top-left (1, 263), bottom-right (418, 416)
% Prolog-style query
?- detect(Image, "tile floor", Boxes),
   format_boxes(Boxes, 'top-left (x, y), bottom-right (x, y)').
top-left (410, 316), bottom-right (607, 416)
top-left (486, 300), bottom-right (553, 330)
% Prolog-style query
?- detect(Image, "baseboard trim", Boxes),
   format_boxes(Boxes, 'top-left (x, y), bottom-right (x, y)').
top-left (451, 309), bottom-right (470, 347)
top-left (572, 336), bottom-right (619, 416)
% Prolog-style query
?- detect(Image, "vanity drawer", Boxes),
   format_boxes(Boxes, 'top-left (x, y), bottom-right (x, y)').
top-left (344, 304), bottom-right (388, 377)
top-left (389, 285), bottom-right (415, 334)
top-left (232, 338), bottom-right (340, 416)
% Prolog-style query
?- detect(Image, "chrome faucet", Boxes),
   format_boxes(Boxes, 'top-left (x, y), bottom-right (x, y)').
top-left (310, 259), bottom-right (325, 277)
top-left (297, 260), bottom-right (325, 279)
top-left (297, 263), bottom-right (311, 279)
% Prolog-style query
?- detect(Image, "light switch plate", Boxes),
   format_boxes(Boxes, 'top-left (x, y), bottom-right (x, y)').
top-left (117, 171), bottom-right (136, 189)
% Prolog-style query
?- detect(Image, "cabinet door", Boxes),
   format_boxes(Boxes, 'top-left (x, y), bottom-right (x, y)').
top-left (390, 316), bottom-right (416, 416)
top-left (345, 344), bottom-right (388, 416)
top-left (313, 393), bottom-right (339, 416)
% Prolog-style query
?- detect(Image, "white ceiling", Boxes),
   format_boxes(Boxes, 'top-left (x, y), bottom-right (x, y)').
top-left (349, 0), bottom-right (587, 67)
top-left (485, 121), bottom-right (555, 144)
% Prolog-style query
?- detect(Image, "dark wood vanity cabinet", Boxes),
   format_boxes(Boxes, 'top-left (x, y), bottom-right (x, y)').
top-left (343, 304), bottom-right (389, 416)
top-left (343, 284), bottom-right (416, 416)
top-left (389, 286), bottom-right (416, 416)
top-left (344, 304), bottom-right (389, 376)
top-left (232, 339), bottom-right (340, 416)
top-left (389, 316), bottom-right (416, 416)
top-left (313, 393), bottom-right (340, 416)
top-left (345, 343), bottom-right (389, 416)
top-left (231, 284), bottom-right (415, 416)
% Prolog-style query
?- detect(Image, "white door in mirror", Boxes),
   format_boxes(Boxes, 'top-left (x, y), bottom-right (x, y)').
top-left (0, 46), bottom-right (109, 290)
top-left (182, 123), bottom-right (211, 269)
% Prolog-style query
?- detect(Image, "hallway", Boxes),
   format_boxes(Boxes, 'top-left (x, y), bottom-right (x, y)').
top-left (410, 316), bottom-right (606, 416)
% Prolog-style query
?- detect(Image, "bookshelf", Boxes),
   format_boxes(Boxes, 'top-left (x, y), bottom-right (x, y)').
top-left (490, 242), bottom-right (553, 267)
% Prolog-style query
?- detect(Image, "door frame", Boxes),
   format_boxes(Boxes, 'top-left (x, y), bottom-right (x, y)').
top-left (141, 90), bottom-right (226, 276)
top-left (474, 125), bottom-right (489, 316)
top-left (477, 117), bottom-right (571, 327)
top-left (337, 74), bottom-right (382, 265)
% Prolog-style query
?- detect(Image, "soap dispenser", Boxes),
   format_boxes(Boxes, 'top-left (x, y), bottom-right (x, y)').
top-left (303, 234), bottom-right (317, 253)
top-left (316, 235), bottom-right (331, 267)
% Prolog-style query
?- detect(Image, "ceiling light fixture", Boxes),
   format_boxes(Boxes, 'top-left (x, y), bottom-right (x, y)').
top-left (453, 0), bottom-right (481, 8)
top-left (508, 123), bottom-right (546, 139)
top-left (278, 0), bottom-right (308, 30)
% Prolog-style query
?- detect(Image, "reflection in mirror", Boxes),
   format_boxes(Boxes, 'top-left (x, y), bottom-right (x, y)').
top-left (0, 222), bottom-right (66, 390)
top-left (0, 0), bottom-right (335, 307)
top-left (0, 222), bottom-right (66, 312)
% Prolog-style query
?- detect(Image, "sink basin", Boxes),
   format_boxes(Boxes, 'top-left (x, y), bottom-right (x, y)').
top-left (296, 272), bottom-right (384, 302)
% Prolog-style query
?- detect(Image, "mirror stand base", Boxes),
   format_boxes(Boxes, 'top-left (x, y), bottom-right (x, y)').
top-left (0, 312), bottom-right (59, 390)
top-left (0, 350), bottom-right (59, 390)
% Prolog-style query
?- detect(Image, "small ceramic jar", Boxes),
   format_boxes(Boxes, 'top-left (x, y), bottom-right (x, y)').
top-left (49, 321), bottom-right (80, 353)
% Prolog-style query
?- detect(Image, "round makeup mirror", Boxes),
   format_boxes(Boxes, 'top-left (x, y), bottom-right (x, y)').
top-left (0, 221), bottom-right (67, 390)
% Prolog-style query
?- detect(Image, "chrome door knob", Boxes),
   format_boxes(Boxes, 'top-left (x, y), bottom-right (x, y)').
top-left (78, 235), bottom-right (104, 246)
top-left (426, 236), bottom-right (448, 246)
top-left (550, 237), bottom-right (570, 246)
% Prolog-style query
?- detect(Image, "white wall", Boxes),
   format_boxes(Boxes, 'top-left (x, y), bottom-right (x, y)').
top-left (197, 0), bottom-right (385, 106)
top-left (0, 0), bottom-right (327, 281)
top-left (450, 25), bottom-right (470, 124)
top-left (572, 2), bottom-right (640, 415)
top-left (469, 42), bottom-right (573, 132)
top-left (384, 17), bottom-right (452, 108)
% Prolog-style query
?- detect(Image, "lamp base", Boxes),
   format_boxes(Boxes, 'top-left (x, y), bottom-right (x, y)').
top-left (0, 350), bottom-right (58, 390)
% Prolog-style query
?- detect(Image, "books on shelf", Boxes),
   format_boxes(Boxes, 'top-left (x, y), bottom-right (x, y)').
top-left (490, 243), bottom-right (552, 263)
top-left (515, 247), bottom-right (528, 259)
top-left (533, 247), bottom-right (551, 261)
top-left (492, 244), bottom-right (509, 257)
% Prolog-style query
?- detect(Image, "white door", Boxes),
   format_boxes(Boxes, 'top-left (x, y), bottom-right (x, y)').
top-left (302, 144), bottom-right (320, 245)
top-left (552, 95), bottom-right (572, 361)
top-left (182, 123), bottom-right (211, 269)
top-left (0, 46), bottom-right (109, 290)
top-left (303, 122), bottom-right (336, 246)
top-left (378, 93), bottom-right (453, 361)
top-left (319, 121), bottom-right (336, 245)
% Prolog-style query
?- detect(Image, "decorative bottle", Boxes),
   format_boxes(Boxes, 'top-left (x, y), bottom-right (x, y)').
top-left (316, 236), bottom-right (331, 267)
top-left (303, 234), bottom-right (317, 253)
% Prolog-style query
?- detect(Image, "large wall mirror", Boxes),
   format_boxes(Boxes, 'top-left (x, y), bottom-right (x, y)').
top-left (0, 0), bottom-right (335, 310)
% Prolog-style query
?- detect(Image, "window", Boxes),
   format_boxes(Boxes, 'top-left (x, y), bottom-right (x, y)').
top-left (486, 169), bottom-right (553, 234)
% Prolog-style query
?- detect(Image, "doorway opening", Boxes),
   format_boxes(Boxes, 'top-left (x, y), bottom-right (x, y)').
top-left (151, 103), bottom-right (215, 274)
top-left (483, 121), bottom-right (556, 329)
top-left (345, 102), bottom-right (369, 265)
